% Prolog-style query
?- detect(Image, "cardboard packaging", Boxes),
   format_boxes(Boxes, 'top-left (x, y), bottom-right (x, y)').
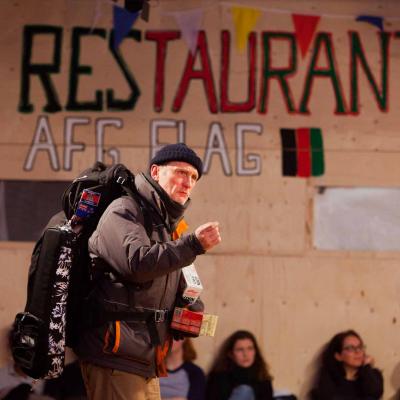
top-left (181, 263), bottom-right (203, 304)
top-left (170, 307), bottom-right (219, 337)
top-left (170, 307), bottom-right (203, 336)
top-left (199, 314), bottom-right (219, 337)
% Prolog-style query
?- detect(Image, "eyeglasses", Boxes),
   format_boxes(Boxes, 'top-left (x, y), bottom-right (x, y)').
top-left (342, 344), bottom-right (366, 353)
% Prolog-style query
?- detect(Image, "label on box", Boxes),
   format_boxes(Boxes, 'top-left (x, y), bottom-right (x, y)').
top-left (199, 314), bottom-right (219, 337)
top-left (181, 264), bottom-right (203, 304)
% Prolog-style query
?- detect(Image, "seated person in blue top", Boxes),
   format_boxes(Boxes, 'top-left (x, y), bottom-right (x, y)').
top-left (311, 329), bottom-right (383, 400)
top-left (159, 338), bottom-right (206, 400)
top-left (206, 330), bottom-right (274, 400)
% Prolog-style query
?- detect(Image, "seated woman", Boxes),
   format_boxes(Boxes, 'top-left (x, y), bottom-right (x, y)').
top-left (311, 329), bottom-right (383, 400)
top-left (159, 338), bottom-right (206, 400)
top-left (206, 330), bottom-right (273, 400)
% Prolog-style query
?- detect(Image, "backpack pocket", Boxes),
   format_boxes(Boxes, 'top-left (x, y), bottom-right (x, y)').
top-left (11, 312), bottom-right (51, 378)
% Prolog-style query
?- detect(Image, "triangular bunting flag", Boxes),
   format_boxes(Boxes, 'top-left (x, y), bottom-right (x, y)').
top-left (113, 5), bottom-right (139, 49)
top-left (356, 15), bottom-right (384, 31)
top-left (171, 8), bottom-right (204, 55)
top-left (292, 14), bottom-right (321, 58)
top-left (231, 7), bottom-right (262, 52)
top-left (125, 0), bottom-right (150, 21)
top-left (90, 0), bottom-right (103, 33)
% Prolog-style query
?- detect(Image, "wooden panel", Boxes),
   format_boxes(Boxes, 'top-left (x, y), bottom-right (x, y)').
top-left (194, 254), bottom-right (400, 397)
top-left (2, 1), bottom-right (400, 398)
top-left (0, 247), bottom-right (31, 366)
top-left (314, 150), bottom-right (400, 187)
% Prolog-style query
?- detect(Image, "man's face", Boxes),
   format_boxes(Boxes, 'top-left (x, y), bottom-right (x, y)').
top-left (151, 161), bottom-right (199, 205)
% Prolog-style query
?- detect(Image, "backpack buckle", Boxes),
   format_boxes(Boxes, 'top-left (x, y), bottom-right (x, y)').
top-left (154, 309), bottom-right (168, 323)
top-left (116, 176), bottom-right (126, 185)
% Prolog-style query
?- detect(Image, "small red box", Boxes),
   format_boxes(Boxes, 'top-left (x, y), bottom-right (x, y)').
top-left (170, 307), bottom-right (203, 336)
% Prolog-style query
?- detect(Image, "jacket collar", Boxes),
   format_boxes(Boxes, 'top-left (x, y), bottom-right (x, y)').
top-left (134, 173), bottom-right (189, 232)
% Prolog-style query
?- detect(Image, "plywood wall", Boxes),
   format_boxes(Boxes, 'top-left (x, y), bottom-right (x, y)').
top-left (1, 0), bottom-right (400, 398)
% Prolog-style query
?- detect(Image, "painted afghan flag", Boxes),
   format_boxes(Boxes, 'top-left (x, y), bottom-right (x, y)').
top-left (280, 128), bottom-right (325, 177)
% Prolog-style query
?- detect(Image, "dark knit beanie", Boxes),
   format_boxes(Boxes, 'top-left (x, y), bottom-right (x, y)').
top-left (150, 143), bottom-right (203, 179)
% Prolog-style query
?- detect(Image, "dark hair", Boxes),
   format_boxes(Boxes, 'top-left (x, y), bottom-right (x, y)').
top-left (321, 329), bottom-right (363, 378)
top-left (209, 330), bottom-right (272, 381)
top-left (182, 338), bottom-right (197, 362)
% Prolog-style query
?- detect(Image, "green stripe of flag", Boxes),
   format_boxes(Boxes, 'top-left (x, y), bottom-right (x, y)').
top-left (310, 128), bottom-right (324, 176)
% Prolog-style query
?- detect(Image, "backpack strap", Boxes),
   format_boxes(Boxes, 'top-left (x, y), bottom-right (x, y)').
top-left (112, 168), bottom-right (170, 238)
top-left (101, 308), bottom-right (169, 346)
top-left (120, 182), bottom-right (162, 239)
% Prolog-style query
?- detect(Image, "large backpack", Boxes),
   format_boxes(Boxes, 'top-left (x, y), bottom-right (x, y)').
top-left (11, 162), bottom-right (142, 380)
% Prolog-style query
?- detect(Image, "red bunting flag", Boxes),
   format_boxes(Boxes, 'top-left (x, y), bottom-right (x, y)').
top-left (292, 14), bottom-right (321, 58)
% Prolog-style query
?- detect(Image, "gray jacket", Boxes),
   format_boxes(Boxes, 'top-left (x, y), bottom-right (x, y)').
top-left (75, 173), bottom-right (204, 378)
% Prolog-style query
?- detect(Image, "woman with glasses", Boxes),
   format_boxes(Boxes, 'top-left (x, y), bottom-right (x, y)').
top-left (311, 329), bottom-right (383, 400)
top-left (206, 330), bottom-right (274, 400)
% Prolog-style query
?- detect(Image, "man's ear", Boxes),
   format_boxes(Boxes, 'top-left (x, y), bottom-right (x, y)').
top-left (334, 352), bottom-right (343, 362)
top-left (150, 164), bottom-right (159, 181)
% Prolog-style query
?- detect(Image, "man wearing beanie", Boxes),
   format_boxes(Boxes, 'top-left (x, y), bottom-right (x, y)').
top-left (76, 143), bottom-right (221, 400)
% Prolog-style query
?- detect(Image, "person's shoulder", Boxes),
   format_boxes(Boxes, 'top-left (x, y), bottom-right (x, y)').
top-left (208, 369), bottom-right (226, 376)
top-left (183, 361), bottom-right (204, 375)
top-left (262, 378), bottom-right (274, 391)
top-left (360, 364), bottom-right (383, 377)
top-left (104, 194), bottom-right (142, 214)
top-left (207, 369), bottom-right (229, 382)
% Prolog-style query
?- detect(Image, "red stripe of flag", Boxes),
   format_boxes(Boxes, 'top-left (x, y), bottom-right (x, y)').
top-left (296, 128), bottom-right (311, 177)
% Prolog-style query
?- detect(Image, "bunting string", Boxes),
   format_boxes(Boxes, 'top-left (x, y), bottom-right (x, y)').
top-left (219, 1), bottom-right (400, 21)
top-left (99, 0), bottom-right (400, 52)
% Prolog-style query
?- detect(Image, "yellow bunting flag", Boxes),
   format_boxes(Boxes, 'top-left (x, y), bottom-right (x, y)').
top-left (231, 7), bottom-right (262, 52)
